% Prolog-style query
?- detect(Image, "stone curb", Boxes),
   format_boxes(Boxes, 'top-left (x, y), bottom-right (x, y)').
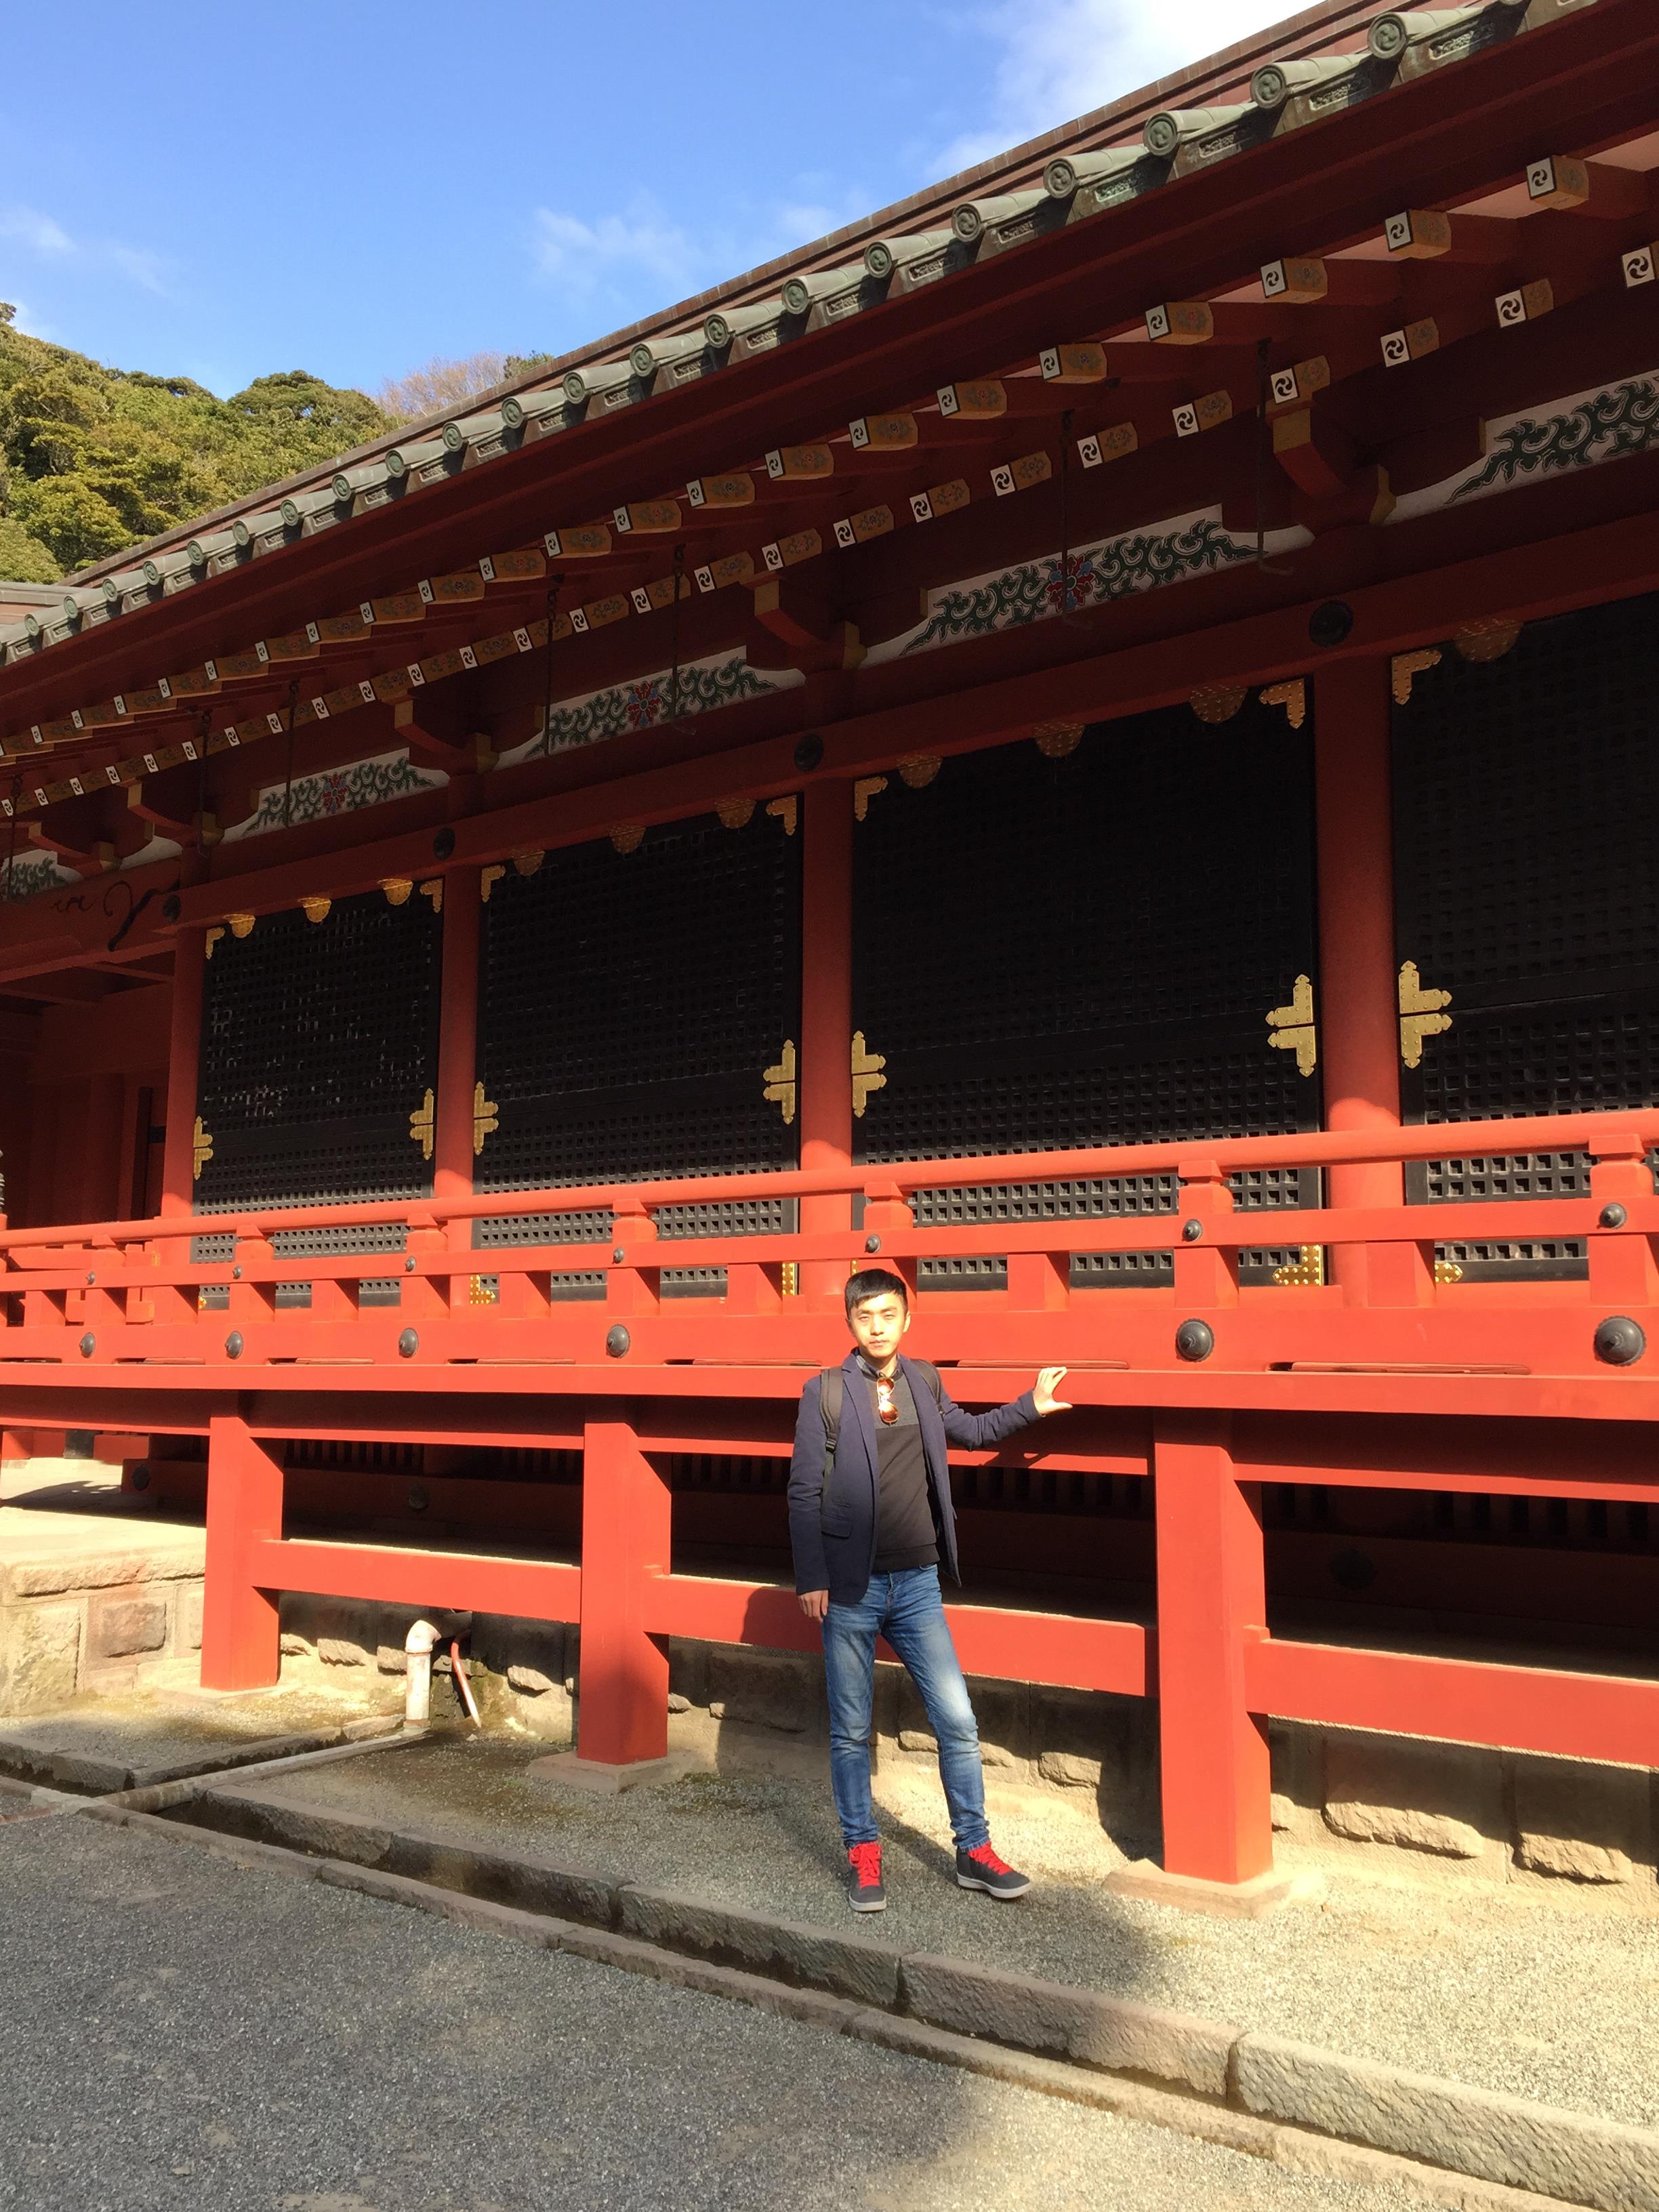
top-left (147, 1783), bottom-right (1653, 2211)
top-left (0, 1711), bottom-right (401, 1795)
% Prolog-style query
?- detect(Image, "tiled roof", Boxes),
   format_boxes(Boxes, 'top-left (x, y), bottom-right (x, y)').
top-left (0, 0), bottom-right (1593, 666)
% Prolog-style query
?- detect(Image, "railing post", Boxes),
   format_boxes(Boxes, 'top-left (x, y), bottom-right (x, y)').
top-left (1588, 1128), bottom-right (1659, 1309)
top-left (435, 863), bottom-right (482, 1310)
top-left (200, 1413), bottom-right (283, 1691)
top-left (1173, 1160), bottom-right (1238, 1308)
top-left (1314, 657), bottom-right (1429, 1305)
top-left (156, 924), bottom-right (208, 1317)
top-left (800, 779), bottom-right (854, 1303)
top-left (576, 1414), bottom-right (672, 1771)
top-left (1152, 1412), bottom-right (1273, 1885)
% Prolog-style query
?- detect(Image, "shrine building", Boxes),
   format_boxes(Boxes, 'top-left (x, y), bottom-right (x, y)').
top-left (1, 0), bottom-right (1656, 1898)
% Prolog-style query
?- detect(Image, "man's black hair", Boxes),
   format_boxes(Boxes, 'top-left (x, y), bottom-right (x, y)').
top-left (844, 1266), bottom-right (909, 1319)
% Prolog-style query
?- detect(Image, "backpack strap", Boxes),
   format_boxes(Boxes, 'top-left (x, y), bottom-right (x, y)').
top-left (819, 1367), bottom-right (844, 1488)
top-left (906, 1358), bottom-right (945, 1409)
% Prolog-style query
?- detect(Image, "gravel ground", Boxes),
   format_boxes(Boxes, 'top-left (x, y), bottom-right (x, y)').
top-left (201, 1727), bottom-right (1659, 2135)
top-left (0, 1814), bottom-right (1429, 2212)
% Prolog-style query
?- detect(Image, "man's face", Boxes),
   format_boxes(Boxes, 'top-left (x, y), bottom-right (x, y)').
top-left (848, 1290), bottom-right (911, 1366)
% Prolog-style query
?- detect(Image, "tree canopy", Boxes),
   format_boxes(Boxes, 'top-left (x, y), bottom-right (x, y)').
top-left (0, 304), bottom-right (396, 580)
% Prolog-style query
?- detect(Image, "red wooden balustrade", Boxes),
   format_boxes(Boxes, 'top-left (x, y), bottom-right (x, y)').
top-left (4, 1106), bottom-right (1659, 1889)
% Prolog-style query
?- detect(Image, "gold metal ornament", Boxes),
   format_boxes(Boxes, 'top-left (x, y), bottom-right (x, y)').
top-left (409, 1088), bottom-right (435, 1160)
top-left (472, 1080), bottom-right (499, 1156)
top-left (191, 1116), bottom-right (214, 1181)
top-left (1272, 1245), bottom-right (1326, 1287)
top-left (851, 1031), bottom-right (887, 1117)
top-left (853, 777), bottom-right (888, 821)
top-left (1260, 678), bottom-right (1307, 729)
top-left (1398, 962), bottom-right (1452, 1068)
top-left (766, 796), bottom-right (798, 835)
top-left (300, 896), bottom-right (331, 924)
top-left (762, 1040), bottom-right (798, 1125)
top-left (1391, 648), bottom-right (1441, 704)
top-left (1265, 975), bottom-right (1318, 1077)
top-left (1191, 684), bottom-right (1247, 724)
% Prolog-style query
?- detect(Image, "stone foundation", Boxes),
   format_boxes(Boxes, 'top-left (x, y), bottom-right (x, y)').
top-left (0, 1521), bottom-right (205, 1713)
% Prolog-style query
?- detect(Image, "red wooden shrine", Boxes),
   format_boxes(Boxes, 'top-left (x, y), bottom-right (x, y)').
top-left (3, 0), bottom-right (1658, 1890)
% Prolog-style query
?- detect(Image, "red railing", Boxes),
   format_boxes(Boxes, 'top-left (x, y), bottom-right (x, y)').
top-left (1, 1108), bottom-right (1656, 1395)
top-left (5, 1105), bottom-right (1659, 1893)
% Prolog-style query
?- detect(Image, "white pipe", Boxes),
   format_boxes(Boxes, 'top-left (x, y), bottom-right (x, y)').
top-left (405, 1618), bottom-right (441, 1726)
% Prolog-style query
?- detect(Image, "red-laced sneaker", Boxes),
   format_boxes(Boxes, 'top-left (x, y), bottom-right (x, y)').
top-left (846, 1841), bottom-right (887, 1913)
top-left (956, 1842), bottom-right (1031, 1899)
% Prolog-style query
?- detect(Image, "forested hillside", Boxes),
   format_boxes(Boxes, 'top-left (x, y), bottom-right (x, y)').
top-left (0, 302), bottom-right (396, 583)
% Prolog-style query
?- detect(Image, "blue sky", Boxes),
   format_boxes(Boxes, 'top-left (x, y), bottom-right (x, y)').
top-left (1, 1), bottom-right (1290, 401)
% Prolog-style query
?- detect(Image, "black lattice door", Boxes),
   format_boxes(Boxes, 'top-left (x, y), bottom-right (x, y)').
top-left (851, 705), bottom-right (1321, 1277)
top-left (475, 806), bottom-right (802, 1201)
top-left (194, 887), bottom-right (443, 1213)
top-left (1393, 592), bottom-right (1659, 1279)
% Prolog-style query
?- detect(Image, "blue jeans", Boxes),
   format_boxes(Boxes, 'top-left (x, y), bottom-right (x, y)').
top-left (821, 1567), bottom-right (989, 1852)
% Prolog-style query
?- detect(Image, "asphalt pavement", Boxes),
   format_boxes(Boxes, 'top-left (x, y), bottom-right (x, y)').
top-left (0, 1812), bottom-right (1431, 2212)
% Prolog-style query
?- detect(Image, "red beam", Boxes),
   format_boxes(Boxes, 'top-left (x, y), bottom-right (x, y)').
top-left (643, 1572), bottom-right (1150, 1696)
top-left (247, 1534), bottom-right (581, 1621)
top-left (1246, 1631), bottom-right (1659, 1771)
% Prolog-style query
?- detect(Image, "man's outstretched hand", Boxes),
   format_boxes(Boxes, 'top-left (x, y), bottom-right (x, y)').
top-left (798, 1589), bottom-right (830, 1622)
top-left (1033, 1366), bottom-right (1071, 1416)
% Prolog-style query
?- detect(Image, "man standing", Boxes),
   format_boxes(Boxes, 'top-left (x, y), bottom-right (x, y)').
top-left (787, 1267), bottom-right (1070, 1912)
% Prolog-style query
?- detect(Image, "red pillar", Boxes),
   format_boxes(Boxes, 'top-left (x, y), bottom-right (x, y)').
top-left (434, 867), bottom-right (481, 1282)
top-left (159, 926), bottom-right (207, 1225)
top-left (200, 1414), bottom-right (283, 1691)
top-left (1153, 1412), bottom-right (1273, 1884)
top-left (576, 1416), bottom-right (672, 1766)
top-left (1314, 657), bottom-right (1425, 1304)
top-left (799, 780), bottom-right (853, 1303)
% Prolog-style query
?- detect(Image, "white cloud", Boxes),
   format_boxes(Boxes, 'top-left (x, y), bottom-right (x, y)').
top-left (935, 0), bottom-right (1300, 173)
top-left (531, 197), bottom-right (702, 298)
top-left (0, 203), bottom-right (170, 295)
top-left (0, 205), bottom-right (74, 255)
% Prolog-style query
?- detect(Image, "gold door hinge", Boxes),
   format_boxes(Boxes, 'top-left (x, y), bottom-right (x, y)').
top-left (762, 1040), bottom-right (797, 1125)
top-left (409, 1088), bottom-right (435, 1161)
top-left (472, 1080), bottom-right (499, 1156)
top-left (1433, 1257), bottom-right (1465, 1285)
top-left (851, 1031), bottom-right (887, 1117)
top-left (1272, 1245), bottom-right (1326, 1288)
top-left (192, 1116), bottom-right (213, 1181)
top-left (1399, 961), bottom-right (1452, 1068)
top-left (1266, 975), bottom-right (1318, 1077)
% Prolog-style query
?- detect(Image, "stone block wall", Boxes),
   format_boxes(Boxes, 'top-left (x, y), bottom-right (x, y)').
top-left (0, 1533), bottom-right (205, 1714)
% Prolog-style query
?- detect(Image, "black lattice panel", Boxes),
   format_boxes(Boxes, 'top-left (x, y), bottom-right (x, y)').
top-left (477, 809), bottom-right (801, 1191)
top-left (1393, 593), bottom-right (1659, 999)
top-left (854, 710), bottom-right (1319, 1164)
top-left (195, 890), bottom-right (441, 1212)
top-left (861, 1038), bottom-right (1317, 1166)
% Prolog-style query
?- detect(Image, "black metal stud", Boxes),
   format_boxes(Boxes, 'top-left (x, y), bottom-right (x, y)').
top-left (612, 1247), bottom-right (626, 1264)
top-left (1599, 1202), bottom-right (1629, 1229)
top-left (605, 1324), bottom-right (631, 1358)
top-left (865, 1234), bottom-right (882, 1254)
top-left (793, 734), bottom-right (824, 773)
top-left (225, 1330), bottom-right (244, 1359)
top-left (1181, 1218), bottom-right (1203, 1242)
top-left (1309, 600), bottom-right (1354, 649)
top-left (232, 1265), bottom-right (242, 1279)
top-left (432, 826), bottom-right (456, 861)
top-left (397, 1328), bottom-right (419, 1358)
top-left (1175, 1318), bottom-right (1214, 1361)
top-left (78, 1332), bottom-right (96, 1359)
top-left (405, 1257), bottom-right (415, 1272)
top-left (1595, 1315), bottom-right (1646, 1366)
top-left (85, 1271), bottom-right (96, 1284)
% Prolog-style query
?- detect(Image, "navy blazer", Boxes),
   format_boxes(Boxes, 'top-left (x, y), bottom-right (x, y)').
top-left (787, 1352), bottom-right (1039, 1604)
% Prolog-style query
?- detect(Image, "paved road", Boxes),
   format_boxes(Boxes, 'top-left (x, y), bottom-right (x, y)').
top-left (0, 1816), bottom-right (1423, 2212)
